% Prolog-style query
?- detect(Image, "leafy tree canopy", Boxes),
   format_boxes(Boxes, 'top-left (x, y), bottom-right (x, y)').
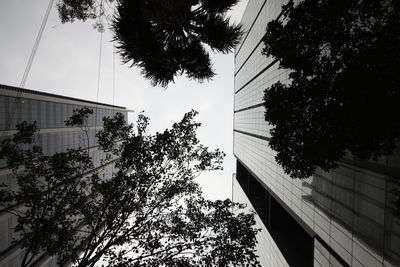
top-left (57, 0), bottom-right (242, 87)
top-left (57, 0), bottom-right (101, 23)
top-left (262, 0), bottom-right (400, 178)
top-left (0, 109), bottom-right (260, 267)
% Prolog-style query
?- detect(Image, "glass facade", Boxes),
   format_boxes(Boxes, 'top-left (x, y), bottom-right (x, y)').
top-left (0, 84), bottom-right (128, 266)
top-left (233, 1), bottom-right (400, 266)
top-left (233, 174), bottom-right (290, 266)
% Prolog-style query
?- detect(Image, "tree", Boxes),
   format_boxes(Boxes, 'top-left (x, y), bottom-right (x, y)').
top-left (262, 0), bottom-right (400, 179)
top-left (57, 0), bottom-right (242, 87)
top-left (0, 109), bottom-right (260, 267)
top-left (57, 0), bottom-right (102, 23)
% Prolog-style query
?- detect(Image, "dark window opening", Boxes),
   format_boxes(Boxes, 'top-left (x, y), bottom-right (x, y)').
top-left (236, 160), bottom-right (313, 267)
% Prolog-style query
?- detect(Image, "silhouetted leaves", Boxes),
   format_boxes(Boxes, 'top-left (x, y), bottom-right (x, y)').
top-left (57, 0), bottom-right (99, 23)
top-left (113, 0), bottom-right (242, 86)
top-left (57, 0), bottom-right (242, 86)
top-left (0, 109), bottom-right (260, 267)
top-left (262, 0), bottom-right (400, 178)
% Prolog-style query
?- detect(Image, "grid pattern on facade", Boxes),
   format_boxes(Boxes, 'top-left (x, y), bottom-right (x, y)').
top-left (234, 106), bottom-right (272, 138)
top-left (235, 0), bottom-right (286, 73)
top-left (234, 62), bottom-right (289, 110)
top-left (314, 237), bottom-right (347, 267)
top-left (0, 84), bottom-right (128, 267)
top-left (235, 0), bottom-right (267, 57)
top-left (234, 0), bottom-right (400, 266)
top-left (0, 95), bottom-right (118, 130)
top-left (234, 131), bottom-right (400, 266)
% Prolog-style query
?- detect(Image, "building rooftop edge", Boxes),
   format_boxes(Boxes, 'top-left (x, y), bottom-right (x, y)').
top-left (0, 83), bottom-right (127, 110)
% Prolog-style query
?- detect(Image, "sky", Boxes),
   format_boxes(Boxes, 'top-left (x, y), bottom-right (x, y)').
top-left (0, 0), bottom-right (248, 201)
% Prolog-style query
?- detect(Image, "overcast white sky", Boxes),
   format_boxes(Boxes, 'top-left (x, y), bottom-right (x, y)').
top-left (0, 0), bottom-right (248, 200)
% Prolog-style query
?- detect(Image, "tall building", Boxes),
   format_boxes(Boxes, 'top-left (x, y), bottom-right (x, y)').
top-left (233, 1), bottom-right (400, 266)
top-left (0, 83), bottom-right (129, 266)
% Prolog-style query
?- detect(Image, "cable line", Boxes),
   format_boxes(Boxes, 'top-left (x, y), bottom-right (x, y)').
top-left (20, 0), bottom-right (54, 88)
top-left (93, 0), bottom-right (104, 161)
top-left (1, 0), bottom-right (54, 146)
top-left (113, 46), bottom-right (116, 111)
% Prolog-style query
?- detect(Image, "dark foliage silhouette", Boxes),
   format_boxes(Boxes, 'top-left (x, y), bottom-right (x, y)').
top-left (262, 0), bottom-right (400, 178)
top-left (57, 0), bottom-right (101, 23)
top-left (57, 0), bottom-right (242, 87)
top-left (0, 109), bottom-right (260, 267)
